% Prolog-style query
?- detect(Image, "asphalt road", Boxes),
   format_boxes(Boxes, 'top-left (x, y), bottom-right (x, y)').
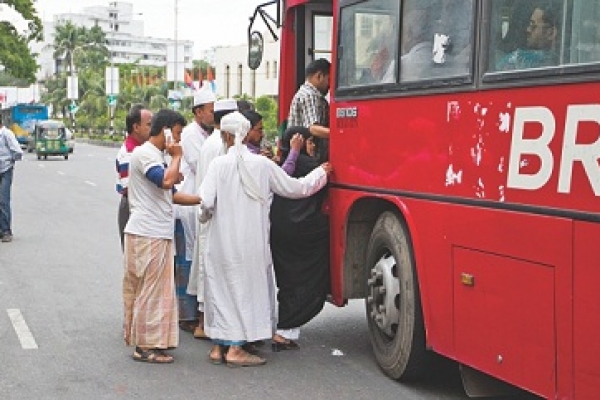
top-left (0, 143), bottom-right (540, 400)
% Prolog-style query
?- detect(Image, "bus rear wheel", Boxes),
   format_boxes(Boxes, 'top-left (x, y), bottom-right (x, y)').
top-left (365, 211), bottom-right (428, 381)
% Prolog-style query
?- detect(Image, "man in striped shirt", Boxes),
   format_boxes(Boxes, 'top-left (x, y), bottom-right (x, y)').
top-left (116, 105), bottom-right (153, 249)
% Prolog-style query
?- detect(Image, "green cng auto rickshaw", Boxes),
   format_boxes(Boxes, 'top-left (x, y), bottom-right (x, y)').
top-left (32, 120), bottom-right (69, 160)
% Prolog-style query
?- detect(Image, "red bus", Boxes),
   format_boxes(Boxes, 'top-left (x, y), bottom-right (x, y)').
top-left (248, 1), bottom-right (600, 398)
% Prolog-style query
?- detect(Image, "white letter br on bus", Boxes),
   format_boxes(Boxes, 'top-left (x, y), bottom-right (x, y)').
top-left (558, 104), bottom-right (600, 196)
top-left (507, 107), bottom-right (555, 191)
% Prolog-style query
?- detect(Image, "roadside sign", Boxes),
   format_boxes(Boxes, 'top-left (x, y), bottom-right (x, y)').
top-left (68, 101), bottom-right (79, 114)
top-left (107, 94), bottom-right (117, 107)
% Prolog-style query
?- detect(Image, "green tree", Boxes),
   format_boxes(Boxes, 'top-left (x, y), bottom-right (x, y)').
top-left (0, 0), bottom-right (43, 83)
top-left (255, 95), bottom-right (278, 142)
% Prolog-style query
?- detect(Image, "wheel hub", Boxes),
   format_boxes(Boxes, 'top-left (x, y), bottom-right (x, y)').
top-left (367, 251), bottom-right (400, 337)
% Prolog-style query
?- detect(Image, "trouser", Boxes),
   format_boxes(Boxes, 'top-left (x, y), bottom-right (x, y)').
top-left (118, 195), bottom-right (129, 251)
top-left (0, 167), bottom-right (14, 234)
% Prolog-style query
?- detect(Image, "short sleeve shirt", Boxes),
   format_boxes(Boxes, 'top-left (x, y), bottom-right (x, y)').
top-left (124, 142), bottom-right (174, 239)
top-left (287, 82), bottom-right (329, 128)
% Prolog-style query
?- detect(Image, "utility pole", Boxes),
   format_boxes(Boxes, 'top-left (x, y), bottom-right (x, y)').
top-left (174, 0), bottom-right (178, 94)
top-left (109, 9), bottom-right (116, 135)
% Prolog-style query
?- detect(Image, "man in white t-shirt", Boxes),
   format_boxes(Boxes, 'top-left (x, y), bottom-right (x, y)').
top-left (122, 109), bottom-right (201, 364)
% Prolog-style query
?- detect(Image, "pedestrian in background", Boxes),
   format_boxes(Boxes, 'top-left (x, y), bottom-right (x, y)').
top-left (115, 104), bottom-right (152, 250)
top-left (122, 109), bottom-right (200, 364)
top-left (200, 112), bottom-right (332, 367)
top-left (0, 116), bottom-right (23, 243)
top-left (175, 85), bottom-right (216, 334)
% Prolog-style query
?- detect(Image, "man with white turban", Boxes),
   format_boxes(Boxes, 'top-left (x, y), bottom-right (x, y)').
top-left (186, 98), bottom-right (238, 339)
top-left (200, 112), bottom-right (332, 367)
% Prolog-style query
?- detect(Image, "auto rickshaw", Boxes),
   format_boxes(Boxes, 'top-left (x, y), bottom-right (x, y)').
top-left (32, 120), bottom-right (69, 160)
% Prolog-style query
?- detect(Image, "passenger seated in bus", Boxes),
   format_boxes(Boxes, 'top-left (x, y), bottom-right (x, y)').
top-left (497, 1), bottom-right (559, 71)
top-left (400, 1), bottom-right (435, 81)
top-left (367, 23), bottom-right (397, 84)
top-left (493, 2), bottom-right (536, 67)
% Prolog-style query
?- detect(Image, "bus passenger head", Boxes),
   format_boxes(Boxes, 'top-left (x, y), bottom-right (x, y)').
top-left (527, 2), bottom-right (559, 50)
top-left (305, 58), bottom-right (331, 96)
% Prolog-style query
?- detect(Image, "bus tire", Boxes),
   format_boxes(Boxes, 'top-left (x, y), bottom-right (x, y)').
top-left (365, 211), bottom-right (428, 381)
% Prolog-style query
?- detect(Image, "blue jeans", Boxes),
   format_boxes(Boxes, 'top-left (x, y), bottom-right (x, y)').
top-left (0, 167), bottom-right (14, 234)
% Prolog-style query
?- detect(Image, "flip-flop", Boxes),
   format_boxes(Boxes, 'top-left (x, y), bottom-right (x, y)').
top-left (226, 354), bottom-right (267, 368)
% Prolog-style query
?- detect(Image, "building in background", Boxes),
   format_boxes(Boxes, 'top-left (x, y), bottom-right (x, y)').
top-left (32, 1), bottom-right (193, 81)
top-left (213, 31), bottom-right (280, 100)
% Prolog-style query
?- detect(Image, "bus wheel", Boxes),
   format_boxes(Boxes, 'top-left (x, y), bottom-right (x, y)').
top-left (64, 154), bottom-right (68, 160)
top-left (365, 211), bottom-right (428, 381)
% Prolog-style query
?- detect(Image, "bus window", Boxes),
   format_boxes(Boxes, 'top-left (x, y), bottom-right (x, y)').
top-left (400, 0), bottom-right (474, 82)
top-left (489, 0), bottom-right (578, 72)
top-left (337, 0), bottom-right (400, 88)
top-left (314, 14), bottom-right (333, 62)
top-left (569, 0), bottom-right (600, 64)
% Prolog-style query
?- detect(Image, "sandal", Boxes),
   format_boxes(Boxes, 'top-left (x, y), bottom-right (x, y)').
top-left (271, 340), bottom-right (300, 352)
top-left (208, 346), bottom-right (226, 365)
top-left (226, 353), bottom-right (267, 368)
top-left (193, 326), bottom-right (210, 340)
top-left (132, 347), bottom-right (174, 364)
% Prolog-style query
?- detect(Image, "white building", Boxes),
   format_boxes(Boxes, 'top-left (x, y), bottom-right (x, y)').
top-left (33, 1), bottom-right (193, 81)
top-left (213, 32), bottom-right (280, 99)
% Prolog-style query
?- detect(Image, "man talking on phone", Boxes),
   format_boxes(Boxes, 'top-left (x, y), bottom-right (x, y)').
top-left (122, 109), bottom-right (201, 364)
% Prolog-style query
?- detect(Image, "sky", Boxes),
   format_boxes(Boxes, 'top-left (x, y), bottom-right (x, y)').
top-left (34, 0), bottom-right (272, 58)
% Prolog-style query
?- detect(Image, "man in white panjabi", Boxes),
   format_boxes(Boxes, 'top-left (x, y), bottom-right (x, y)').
top-left (187, 98), bottom-right (239, 339)
top-left (200, 112), bottom-right (332, 367)
top-left (174, 84), bottom-right (216, 335)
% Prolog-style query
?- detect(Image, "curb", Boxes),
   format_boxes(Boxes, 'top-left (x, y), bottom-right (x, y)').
top-left (76, 138), bottom-right (122, 148)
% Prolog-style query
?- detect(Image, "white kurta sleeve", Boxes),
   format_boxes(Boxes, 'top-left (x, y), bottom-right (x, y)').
top-left (268, 160), bottom-right (328, 199)
top-left (199, 161), bottom-right (218, 211)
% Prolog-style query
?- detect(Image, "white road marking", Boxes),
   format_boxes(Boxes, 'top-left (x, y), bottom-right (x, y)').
top-left (58, 171), bottom-right (65, 176)
top-left (85, 181), bottom-right (97, 187)
top-left (38, 164), bottom-right (45, 168)
top-left (7, 309), bottom-right (38, 350)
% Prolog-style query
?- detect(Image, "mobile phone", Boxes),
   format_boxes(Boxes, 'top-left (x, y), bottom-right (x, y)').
top-left (164, 128), bottom-right (174, 144)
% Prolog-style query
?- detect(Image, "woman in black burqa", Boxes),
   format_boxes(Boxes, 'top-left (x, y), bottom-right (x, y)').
top-left (270, 126), bottom-right (330, 351)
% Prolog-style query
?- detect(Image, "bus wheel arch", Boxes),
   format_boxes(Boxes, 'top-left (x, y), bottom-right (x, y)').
top-left (363, 209), bottom-right (429, 381)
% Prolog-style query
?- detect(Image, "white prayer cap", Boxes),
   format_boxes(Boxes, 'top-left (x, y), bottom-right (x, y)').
top-left (220, 111), bottom-right (251, 140)
top-left (214, 98), bottom-right (238, 113)
top-left (193, 84), bottom-right (216, 106)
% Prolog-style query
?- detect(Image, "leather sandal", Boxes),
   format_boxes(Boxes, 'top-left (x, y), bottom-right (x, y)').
top-left (132, 347), bottom-right (174, 364)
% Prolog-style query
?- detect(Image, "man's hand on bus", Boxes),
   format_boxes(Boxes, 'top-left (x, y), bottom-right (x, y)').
top-left (309, 124), bottom-right (330, 138)
top-left (321, 162), bottom-right (333, 175)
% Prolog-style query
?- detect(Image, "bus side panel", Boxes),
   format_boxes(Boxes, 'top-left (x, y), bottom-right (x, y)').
top-left (401, 199), bottom-right (572, 398)
top-left (573, 221), bottom-right (600, 399)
